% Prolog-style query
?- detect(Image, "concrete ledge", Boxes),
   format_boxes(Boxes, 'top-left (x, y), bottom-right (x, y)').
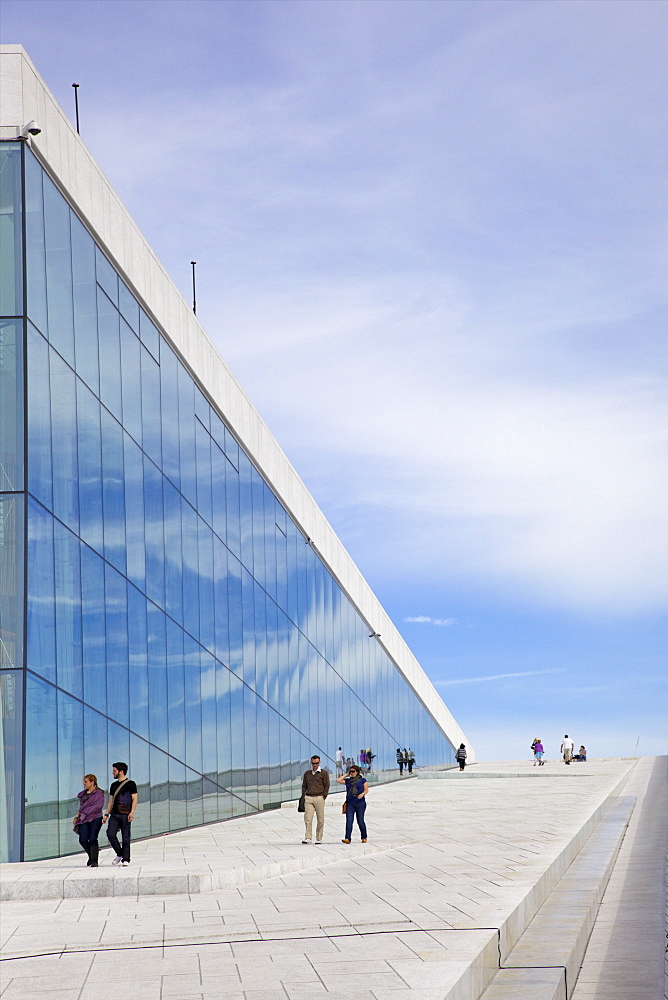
top-left (0, 840), bottom-right (400, 901)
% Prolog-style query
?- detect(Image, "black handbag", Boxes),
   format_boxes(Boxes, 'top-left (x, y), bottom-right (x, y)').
top-left (297, 793), bottom-right (305, 813)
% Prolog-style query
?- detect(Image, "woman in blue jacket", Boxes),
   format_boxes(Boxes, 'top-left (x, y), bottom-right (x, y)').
top-left (336, 764), bottom-right (369, 843)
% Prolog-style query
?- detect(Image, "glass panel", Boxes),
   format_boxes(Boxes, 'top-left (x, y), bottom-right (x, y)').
top-left (81, 543), bottom-right (106, 715)
top-left (147, 602), bottom-right (167, 753)
top-left (140, 344), bottom-right (161, 466)
top-left (197, 518), bottom-right (214, 653)
top-left (43, 173), bottom-right (74, 367)
top-left (181, 499), bottom-right (199, 640)
top-left (177, 362), bottom-right (196, 506)
top-left (118, 280), bottom-right (139, 333)
top-left (128, 585), bottom-right (149, 739)
top-left (97, 287), bottom-right (122, 421)
top-left (150, 741), bottom-right (169, 835)
top-left (184, 635), bottom-right (203, 778)
top-left (70, 213), bottom-right (99, 394)
top-left (0, 493), bottom-right (23, 670)
top-left (0, 328), bottom-right (24, 494)
top-left (163, 479), bottom-right (183, 625)
top-left (24, 149), bottom-right (48, 336)
top-left (53, 519), bottom-right (82, 698)
top-left (123, 433), bottom-right (145, 591)
top-left (166, 618), bottom-right (185, 762)
top-left (0, 144), bottom-right (23, 317)
top-left (26, 498), bottom-right (55, 683)
top-left (49, 348), bottom-right (79, 532)
top-left (24, 672), bottom-right (58, 860)
top-left (95, 245), bottom-right (118, 305)
top-left (105, 563), bottom-right (129, 729)
top-left (120, 320), bottom-right (142, 445)
top-left (143, 456), bottom-right (164, 608)
top-left (101, 409), bottom-right (126, 575)
top-left (0, 670), bottom-right (23, 862)
top-left (139, 308), bottom-right (160, 361)
top-left (129, 732), bottom-right (151, 841)
top-left (26, 324), bottom-right (52, 510)
top-left (159, 339), bottom-right (180, 490)
top-left (57, 689), bottom-right (83, 851)
top-left (76, 379), bottom-right (103, 554)
top-left (195, 419), bottom-right (212, 527)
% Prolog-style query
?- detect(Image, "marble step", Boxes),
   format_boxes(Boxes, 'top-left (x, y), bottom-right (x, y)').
top-left (478, 796), bottom-right (635, 1000)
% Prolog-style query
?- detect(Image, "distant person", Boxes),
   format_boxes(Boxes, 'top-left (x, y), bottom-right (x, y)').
top-left (574, 745), bottom-right (587, 761)
top-left (73, 774), bottom-right (104, 867)
top-left (533, 740), bottom-right (545, 766)
top-left (561, 735), bottom-right (574, 765)
top-left (103, 762), bottom-right (138, 866)
top-left (396, 748), bottom-right (404, 774)
top-left (406, 748), bottom-right (415, 773)
top-left (337, 764), bottom-right (369, 843)
top-left (455, 744), bottom-right (467, 770)
top-left (345, 756), bottom-right (355, 770)
top-left (301, 754), bottom-right (329, 844)
top-left (366, 748), bottom-right (375, 772)
top-left (402, 748), bottom-right (410, 774)
top-left (335, 747), bottom-right (344, 775)
top-left (531, 738), bottom-right (539, 762)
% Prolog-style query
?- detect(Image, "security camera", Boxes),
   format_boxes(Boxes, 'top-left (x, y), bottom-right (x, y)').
top-left (21, 120), bottom-right (41, 137)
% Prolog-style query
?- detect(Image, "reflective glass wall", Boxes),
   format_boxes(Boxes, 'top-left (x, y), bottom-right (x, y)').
top-left (1, 141), bottom-right (456, 861)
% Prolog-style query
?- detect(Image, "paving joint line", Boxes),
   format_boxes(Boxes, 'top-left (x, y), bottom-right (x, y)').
top-left (0, 923), bottom-right (503, 962)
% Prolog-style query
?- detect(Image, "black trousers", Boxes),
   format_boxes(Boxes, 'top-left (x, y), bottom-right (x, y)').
top-left (78, 817), bottom-right (102, 853)
top-left (107, 813), bottom-right (132, 861)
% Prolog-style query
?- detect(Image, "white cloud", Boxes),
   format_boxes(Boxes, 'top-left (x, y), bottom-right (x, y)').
top-left (36, 0), bottom-right (667, 616)
top-left (436, 669), bottom-right (564, 686)
top-left (404, 616), bottom-right (458, 627)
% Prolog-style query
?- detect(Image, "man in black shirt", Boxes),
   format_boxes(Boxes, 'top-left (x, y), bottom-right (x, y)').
top-left (103, 762), bottom-right (138, 866)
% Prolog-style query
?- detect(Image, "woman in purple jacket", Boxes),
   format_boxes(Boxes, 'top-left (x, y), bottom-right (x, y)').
top-left (73, 774), bottom-right (105, 867)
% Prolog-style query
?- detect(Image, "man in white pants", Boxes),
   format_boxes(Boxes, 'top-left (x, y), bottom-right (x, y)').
top-left (561, 735), bottom-right (574, 764)
top-left (335, 747), bottom-right (344, 775)
top-left (301, 755), bottom-right (329, 844)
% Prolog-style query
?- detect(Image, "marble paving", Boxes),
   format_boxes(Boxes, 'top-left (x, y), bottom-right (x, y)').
top-left (1, 757), bottom-right (658, 1000)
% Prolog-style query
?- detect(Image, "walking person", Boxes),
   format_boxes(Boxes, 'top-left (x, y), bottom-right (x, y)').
top-left (72, 774), bottom-right (105, 867)
top-left (335, 747), bottom-right (344, 775)
top-left (396, 748), bottom-right (404, 775)
top-left (103, 762), bottom-right (138, 866)
top-left (301, 754), bottom-right (329, 844)
top-left (533, 739), bottom-right (545, 765)
top-left (455, 744), bottom-right (467, 770)
top-left (406, 748), bottom-right (415, 773)
top-left (561, 735), bottom-right (574, 765)
top-left (337, 764), bottom-right (369, 843)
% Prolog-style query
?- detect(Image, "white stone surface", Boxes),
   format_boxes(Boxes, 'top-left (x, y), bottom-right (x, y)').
top-left (0, 42), bottom-right (469, 757)
top-left (0, 759), bottom-right (649, 1000)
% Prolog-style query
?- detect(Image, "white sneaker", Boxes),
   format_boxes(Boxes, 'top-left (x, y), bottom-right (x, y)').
top-left (121, 860), bottom-right (130, 866)
top-left (111, 857), bottom-right (122, 866)
top-left (314, 841), bottom-right (322, 844)
top-left (302, 839), bottom-right (311, 844)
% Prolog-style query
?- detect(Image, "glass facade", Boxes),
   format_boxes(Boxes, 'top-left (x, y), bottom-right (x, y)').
top-left (0, 140), bottom-right (456, 862)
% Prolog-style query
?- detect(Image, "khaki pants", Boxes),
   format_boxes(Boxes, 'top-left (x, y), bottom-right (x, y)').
top-left (304, 795), bottom-right (325, 841)
top-left (564, 748), bottom-right (573, 763)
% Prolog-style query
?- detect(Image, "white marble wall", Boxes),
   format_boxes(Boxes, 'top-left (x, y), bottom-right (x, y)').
top-left (0, 44), bottom-right (472, 758)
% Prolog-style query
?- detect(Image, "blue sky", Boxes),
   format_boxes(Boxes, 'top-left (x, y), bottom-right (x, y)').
top-left (3, 0), bottom-right (666, 760)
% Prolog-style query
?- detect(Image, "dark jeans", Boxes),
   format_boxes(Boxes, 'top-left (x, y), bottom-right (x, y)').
top-left (107, 813), bottom-right (132, 861)
top-left (345, 797), bottom-right (367, 840)
top-left (78, 817), bottom-right (102, 853)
